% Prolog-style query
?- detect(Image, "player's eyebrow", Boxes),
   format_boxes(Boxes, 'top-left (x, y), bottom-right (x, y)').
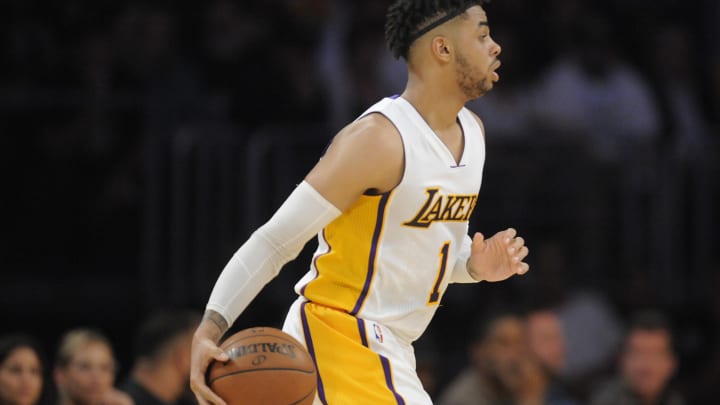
top-left (478, 21), bottom-right (489, 28)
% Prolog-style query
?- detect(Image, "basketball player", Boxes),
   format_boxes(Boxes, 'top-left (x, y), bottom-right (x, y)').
top-left (190, 1), bottom-right (529, 404)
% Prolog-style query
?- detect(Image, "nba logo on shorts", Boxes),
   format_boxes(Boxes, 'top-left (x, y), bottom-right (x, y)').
top-left (373, 323), bottom-right (384, 343)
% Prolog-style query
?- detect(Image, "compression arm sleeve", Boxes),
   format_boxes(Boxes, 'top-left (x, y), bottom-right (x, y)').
top-left (206, 181), bottom-right (342, 326)
top-left (450, 234), bottom-right (480, 283)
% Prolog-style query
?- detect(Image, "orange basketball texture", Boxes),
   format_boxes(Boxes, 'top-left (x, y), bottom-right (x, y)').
top-left (207, 327), bottom-right (317, 405)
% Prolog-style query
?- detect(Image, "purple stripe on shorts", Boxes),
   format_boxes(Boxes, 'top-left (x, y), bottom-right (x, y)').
top-left (379, 355), bottom-right (406, 405)
top-left (350, 192), bottom-right (391, 315)
top-left (300, 302), bottom-right (327, 405)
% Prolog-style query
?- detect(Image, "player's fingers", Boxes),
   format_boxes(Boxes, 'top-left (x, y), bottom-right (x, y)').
top-left (201, 386), bottom-right (227, 405)
top-left (507, 236), bottom-right (524, 254)
top-left (190, 350), bottom-right (222, 404)
top-left (192, 390), bottom-right (214, 405)
top-left (189, 377), bottom-right (207, 403)
top-left (191, 377), bottom-right (227, 405)
top-left (504, 228), bottom-right (517, 242)
top-left (516, 262), bottom-right (530, 275)
top-left (472, 232), bottom-right (485, 249)
top-left (211, 346), bottom-right (229, 362)
top-left (196, 338), bottom-right (228, 363)
top-left (194, 396), bottom-right (210, 405)
top-left (515, 246), bottom-right (529, 262)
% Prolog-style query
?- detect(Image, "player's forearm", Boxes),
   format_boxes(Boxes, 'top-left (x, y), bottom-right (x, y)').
top-left (204, 181), bottom-right (341, 326)
top-left (198, 310), bottom-right (229, 343)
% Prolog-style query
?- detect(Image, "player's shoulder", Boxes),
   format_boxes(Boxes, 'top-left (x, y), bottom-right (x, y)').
top-left (317, 111), bottom-right (404, 195)
top-left (344, 112), bottom-right (398, 137)
top-left (333, 112), bottom-right (402, 152)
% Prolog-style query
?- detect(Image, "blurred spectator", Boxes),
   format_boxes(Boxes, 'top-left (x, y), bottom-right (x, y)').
top-left (0, 334), bottom-right (44, 405)
top-left (315, 0), bottom-right (353, 128)
top-left (531, 11), bottom-right (661, 162)
top-left (54, 329), bottom-right (132, 405)
top-left (681, 269), bottom-right (720, 403)
top-left (119, 310), bottom-right (200, 405)
top-left (525, 309), bottom-right (578, 405)
top-left (590, 311), bottom-right (685, 405)
top-left (316, 0), bottom-right (405, 127)
top-left (200, 1), bottom-right (328, 128)
top-left (200, 0), bottom-right (270, 120)
top-left (647, 23), bottom-right (710, 159)
top-left (519, 237), bottom-right (623, 396)
top-left (111, 4), bottom-right (204, 133)
top-left (558, 290), bottom-right (623, 397)
top-left (437, 312), bottom-right (542, 405)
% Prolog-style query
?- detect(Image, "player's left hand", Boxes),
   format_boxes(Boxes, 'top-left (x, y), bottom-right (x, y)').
top-left (467, 228), bottom-right (529, 282)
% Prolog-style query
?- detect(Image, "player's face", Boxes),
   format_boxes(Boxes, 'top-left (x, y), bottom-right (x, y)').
top-left (621, 330), bottom-right (676, 399)
top-left (453, 6), bottom-right (502, 99)
top-left (0, 347), bottom-right (43, 405)
top-left (57, 343), bottom-right (115, 405)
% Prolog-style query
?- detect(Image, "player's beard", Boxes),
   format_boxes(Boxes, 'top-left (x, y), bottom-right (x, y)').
top-left (455, 50), bottom-right (493, 100)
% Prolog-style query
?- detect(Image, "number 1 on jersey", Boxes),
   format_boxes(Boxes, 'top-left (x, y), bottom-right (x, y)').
top-left (428, 242), bottom-right (450, 305)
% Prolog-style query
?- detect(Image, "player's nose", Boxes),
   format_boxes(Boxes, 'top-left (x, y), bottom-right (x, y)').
top-left (491, 37), bottom-right (502, 57)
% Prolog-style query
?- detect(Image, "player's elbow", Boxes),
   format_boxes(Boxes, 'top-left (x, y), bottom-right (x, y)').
top-left (253, 223), bottom-right (308, 269)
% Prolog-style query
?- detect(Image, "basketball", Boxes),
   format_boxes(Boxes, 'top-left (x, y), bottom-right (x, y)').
top-left (207, 327), bottom-right (317, 405)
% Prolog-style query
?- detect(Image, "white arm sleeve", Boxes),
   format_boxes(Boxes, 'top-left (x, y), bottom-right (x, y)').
top-left (206, 181), bottom-right (341, 326)
top-left (450, 234), bottom-right (480, 283)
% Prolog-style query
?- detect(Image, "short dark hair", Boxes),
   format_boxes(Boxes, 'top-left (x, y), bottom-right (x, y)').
top-left (385, 0), bottom-right (489, 60)
top-left (0, 334), bottom-right (44, 368)
top-left (471, 310), bottom-right (522, 343)
top-left (133, 310), bottom-right (200, 361)
top-left (626, 310), bottom-right (675, 350)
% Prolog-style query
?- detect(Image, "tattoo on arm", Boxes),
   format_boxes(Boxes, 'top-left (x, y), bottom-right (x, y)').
top-left (202, 310), bottom-right (229, 340)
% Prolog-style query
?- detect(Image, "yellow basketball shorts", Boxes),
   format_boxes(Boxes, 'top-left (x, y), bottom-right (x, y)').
top-left (282, 298), bottom-right (433, 405)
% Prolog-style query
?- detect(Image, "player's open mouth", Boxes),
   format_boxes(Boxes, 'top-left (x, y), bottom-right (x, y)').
top-left (491, 60), bottom-right (501, 82)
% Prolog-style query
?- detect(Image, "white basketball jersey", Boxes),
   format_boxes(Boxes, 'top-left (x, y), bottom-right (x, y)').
top-left (294, 96), bottom-right (485, 343)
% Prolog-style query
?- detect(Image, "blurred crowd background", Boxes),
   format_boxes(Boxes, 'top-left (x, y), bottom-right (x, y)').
top-left (1, 0), bottom-right (719, 404)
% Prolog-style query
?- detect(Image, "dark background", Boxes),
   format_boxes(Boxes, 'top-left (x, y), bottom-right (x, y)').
top-left (1, 0), bottom-right (718, 402)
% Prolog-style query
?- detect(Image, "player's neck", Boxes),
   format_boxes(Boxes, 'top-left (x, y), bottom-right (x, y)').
top-left (401, 74), bottom-right (465, 131)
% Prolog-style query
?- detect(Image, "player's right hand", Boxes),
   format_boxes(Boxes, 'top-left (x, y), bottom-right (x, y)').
top-left (190, 326), bottom-right (229, 405)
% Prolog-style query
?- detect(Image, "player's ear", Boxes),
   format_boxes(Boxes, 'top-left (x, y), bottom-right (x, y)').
top-left (431, 36), bottom-right (452, 62)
